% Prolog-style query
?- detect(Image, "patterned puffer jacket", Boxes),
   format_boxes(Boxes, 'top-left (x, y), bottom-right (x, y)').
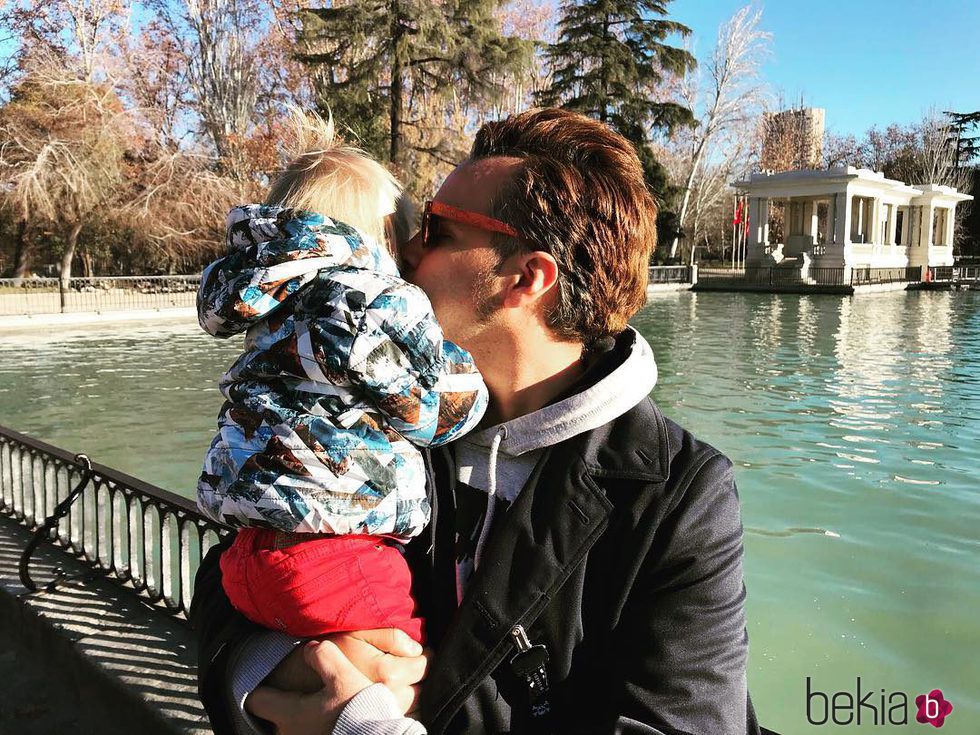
top-left (196, 205), bottom-right (488, 540)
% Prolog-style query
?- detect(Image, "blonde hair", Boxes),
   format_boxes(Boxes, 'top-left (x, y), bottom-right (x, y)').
top-left (265, 109), bottom-right (402, 250)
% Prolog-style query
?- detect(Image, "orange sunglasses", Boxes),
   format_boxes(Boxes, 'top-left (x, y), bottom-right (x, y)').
top-left (419, 200), bottom-right (523, 248)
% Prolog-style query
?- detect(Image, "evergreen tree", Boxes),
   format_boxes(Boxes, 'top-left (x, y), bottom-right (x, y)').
top-left (294, 1), bottom-right (531, 177)
top-left (539, 0), bottom-right (695, 254)
top-left (948, 110), bottom-right (980, 165)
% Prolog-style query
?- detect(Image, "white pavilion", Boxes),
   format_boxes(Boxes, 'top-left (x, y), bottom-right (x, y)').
top-left (733, 167), bottom-right (973, 278)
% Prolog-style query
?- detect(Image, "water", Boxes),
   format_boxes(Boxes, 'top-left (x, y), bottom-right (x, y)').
top-left (2, 291), bottom-right (978, 734)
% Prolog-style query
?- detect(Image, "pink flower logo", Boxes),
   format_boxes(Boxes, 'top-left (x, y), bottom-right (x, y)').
top-left (916, 689), bottom-right (953, 728)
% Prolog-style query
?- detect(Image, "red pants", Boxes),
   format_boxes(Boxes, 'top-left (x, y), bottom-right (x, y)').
top-left (220, 528), bottom-right (424, 642)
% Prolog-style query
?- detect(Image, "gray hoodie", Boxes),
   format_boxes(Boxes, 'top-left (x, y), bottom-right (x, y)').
top-left (228, 327), bottom-right (659, 734)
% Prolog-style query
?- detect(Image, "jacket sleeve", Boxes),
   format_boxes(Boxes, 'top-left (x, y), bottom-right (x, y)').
top-left (604, 452), bottom-right (749, 735)
top-left (346, 281), bottom-right (488, 447)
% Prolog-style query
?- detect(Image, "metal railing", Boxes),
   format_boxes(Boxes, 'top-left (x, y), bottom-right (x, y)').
top-left (0, 275), bottom-right (200, 316)
top-left (0, 425), bottom-right (228, 620)
top-left (849, 266), bottom-right (921, 286)
top-left (697, 266), bottom-right (926, 288)
top-left (647, 265), bottom-right (693, 284)
top-left (931, 266), bottom-right (980, 283)
top-left (697, 267), bottom-right (848, 287)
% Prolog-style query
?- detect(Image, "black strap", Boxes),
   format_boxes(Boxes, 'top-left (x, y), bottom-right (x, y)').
top-left (19, 454), bottom-right (94, 592)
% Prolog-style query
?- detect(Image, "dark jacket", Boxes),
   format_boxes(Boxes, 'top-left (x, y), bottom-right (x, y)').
top-left (192, 395), bottom-right (763, 735)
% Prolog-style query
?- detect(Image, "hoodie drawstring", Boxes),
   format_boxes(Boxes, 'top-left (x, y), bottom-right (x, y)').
top-left (474, 426), bottom-right (506, 570)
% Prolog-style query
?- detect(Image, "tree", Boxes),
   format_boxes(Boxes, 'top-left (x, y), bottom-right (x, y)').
top-left (0, 50), bottom-right (131, 289)
top-left (824, 111), bottom-right (967, 188)
top-left (116, 16), bottom-right (193, 150)
top-left (539, 0), bottom-right (696, 200)
top-left (483, 0), bottom-right (559, 121)
top-left (667, 4), bottom-right (769, 260)
top-left (292, 0), bottom-right (531, 184)
top-left (948, 110), bottom-right (980, 166)
top-left (822, 130), bottom-right (860, 169)
top-left (150, 0), bottom-right (264, 177)
top-left (122, 148), bottom-right (258, 272)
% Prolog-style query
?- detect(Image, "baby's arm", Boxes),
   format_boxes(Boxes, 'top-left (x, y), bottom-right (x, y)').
top-left (346, 281), bottom-right (488, 447)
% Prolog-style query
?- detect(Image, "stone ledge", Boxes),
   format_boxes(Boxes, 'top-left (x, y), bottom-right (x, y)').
top-left (0, 308), bottom-right (196, 331)
top-left (646, 283), bottom-right (693, 294)
top-left (0, 513), bottom-right (212, 735)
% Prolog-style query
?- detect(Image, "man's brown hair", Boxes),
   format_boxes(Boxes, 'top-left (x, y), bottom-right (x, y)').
top-left (471, 108), bottom-right (657, 344)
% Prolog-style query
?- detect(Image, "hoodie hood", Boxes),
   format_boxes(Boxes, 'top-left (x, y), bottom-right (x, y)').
top-left (455, 326), bottom-right (658, 574)
top-left (462, 326), bottom-right (658, 460)
top-left (198, 205), bottom-right (399, 338)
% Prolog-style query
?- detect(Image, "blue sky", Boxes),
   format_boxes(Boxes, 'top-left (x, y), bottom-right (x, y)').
top-left (672, 0), bottom-right (980, 137)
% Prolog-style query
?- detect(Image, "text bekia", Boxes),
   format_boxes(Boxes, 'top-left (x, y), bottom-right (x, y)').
top-left (805, 677), bottom-right (954, 727)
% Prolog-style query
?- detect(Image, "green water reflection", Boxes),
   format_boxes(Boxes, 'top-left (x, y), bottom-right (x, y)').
top-left (2, 290), bottom-right (978, 734)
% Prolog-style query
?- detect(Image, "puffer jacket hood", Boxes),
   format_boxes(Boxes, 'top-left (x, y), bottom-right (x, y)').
top-left (198, 205), bottom-right (399, 338)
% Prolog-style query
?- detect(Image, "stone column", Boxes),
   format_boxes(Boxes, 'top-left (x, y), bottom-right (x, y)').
top-left (761, 197), bottom-right (770, 246)
top-left (854, 197), bottom-right (864, 242)
top-left (871, 197), bottom-right (881, 245)
top-left (804, 199), bottom-right (818, 237)
top-left (826, 194), bottom-right (837, 244)
top-left (923, 205), bottom-right (934, 249)
top-left (838, 192), bottom-right (851, 246)
top-left (744, 197), bottom-right (764, 265)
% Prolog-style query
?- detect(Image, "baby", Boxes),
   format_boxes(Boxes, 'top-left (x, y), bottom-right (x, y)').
top-left (195, 114), bottom-right (488, 644)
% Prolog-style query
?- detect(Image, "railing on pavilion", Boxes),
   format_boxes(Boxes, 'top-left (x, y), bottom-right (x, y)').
top-left (647, 265), bottom-right (694, 284)
top-left (697, 266), bottom-right (924, 288)
top-left (697, 267), bottom-right (848, 287)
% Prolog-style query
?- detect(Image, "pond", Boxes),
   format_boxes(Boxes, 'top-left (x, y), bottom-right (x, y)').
top-left (2, 289), bottom-right (978, 734)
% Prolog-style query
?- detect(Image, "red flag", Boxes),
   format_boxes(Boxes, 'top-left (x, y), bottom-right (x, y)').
top-left (733, 200), bottom-right (743, 225)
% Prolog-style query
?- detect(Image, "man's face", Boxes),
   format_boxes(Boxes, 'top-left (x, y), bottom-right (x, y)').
top-left (401, 157), bottom-right (523, 351)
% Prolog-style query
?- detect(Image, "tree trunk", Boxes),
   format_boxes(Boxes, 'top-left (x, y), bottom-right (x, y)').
top-left (599, 14), bottom-right (610, 124)
top-left (389, 0), bottom-right (404, 167)
top-left (12, 219), bottom-right (31, 286)
top-left (60, 221), bottom-right (83, 293)
top-left (670, 137), bottom-right (710, 261)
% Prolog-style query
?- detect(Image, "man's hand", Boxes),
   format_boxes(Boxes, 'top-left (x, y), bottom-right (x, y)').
top-left (246, 640), bottom-right (372, 735)
top-left (247, 628), bottom-right (430, 733)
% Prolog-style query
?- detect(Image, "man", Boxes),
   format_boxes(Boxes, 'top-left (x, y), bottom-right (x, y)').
top-left (191, 108), bottom-right (761, 735)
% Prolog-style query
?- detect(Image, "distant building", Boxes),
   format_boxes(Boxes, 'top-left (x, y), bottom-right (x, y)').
top-left (761, 107), bottom-right (825, 171)
top-left (733, 167), bottom-right (973, 274)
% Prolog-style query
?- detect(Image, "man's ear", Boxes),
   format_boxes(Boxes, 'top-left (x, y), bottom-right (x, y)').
top-left (500, 251), bottom-right (559, 308)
